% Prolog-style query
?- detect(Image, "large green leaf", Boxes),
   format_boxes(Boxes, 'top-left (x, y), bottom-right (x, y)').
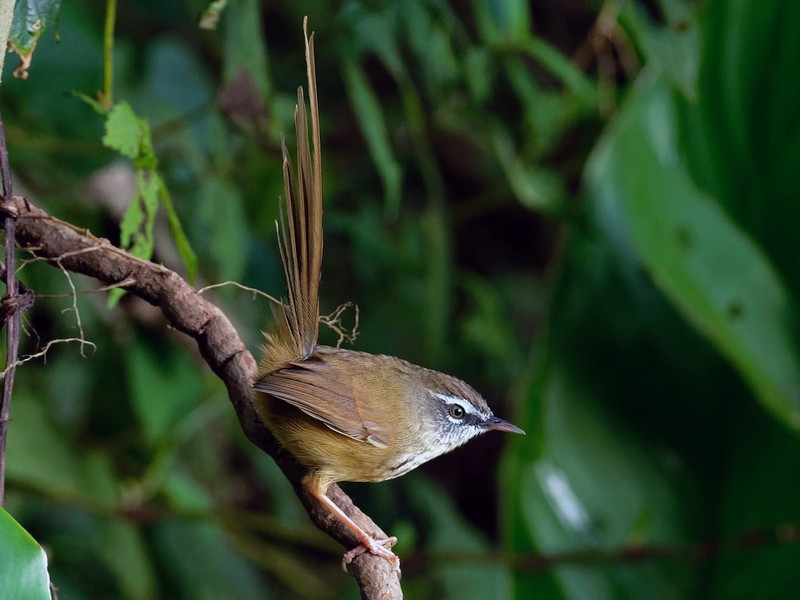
top-left (0, 509), bottom-right (51, 600)
top-left (680, 0), bottom-right (800, 298)
top-left (507, 357), bottom-right (695, 598)
top-left (503, 225), bottom-right (723, 599)
top-left (586, 71), bottom-right (800, 431)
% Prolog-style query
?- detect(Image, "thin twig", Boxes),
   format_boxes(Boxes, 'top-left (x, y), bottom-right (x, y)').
top-left (319, 302), bottom-right (360, 348)
top-left (36, 277), bottom-right (137, 298)
top-left (20, 244), bottom-right (113, 267)
top-left (406, 520), bottom-right (800, 573)
top-left (54, 262), bottom-right (90, 357)
top-left (198, 283), bottom-right (360, 348)
top-left (197, 280), bottom-right (282, 306)
top-left (571, 0), bottom-right (640, 114)
top-left (0, 338), bottom-right (97, 378)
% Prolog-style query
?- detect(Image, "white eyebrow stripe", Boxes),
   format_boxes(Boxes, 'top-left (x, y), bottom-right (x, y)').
top-left (429, 391), bottom-right (484, 417)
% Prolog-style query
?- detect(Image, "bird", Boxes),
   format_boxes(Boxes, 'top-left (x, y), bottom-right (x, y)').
top-left (253, 19), bottom-right (524, 572)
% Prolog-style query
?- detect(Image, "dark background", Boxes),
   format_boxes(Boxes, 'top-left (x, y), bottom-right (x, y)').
top-left (2, 0), bottom-right (800, 598)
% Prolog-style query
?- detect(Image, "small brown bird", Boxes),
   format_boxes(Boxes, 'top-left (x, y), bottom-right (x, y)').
top-left (253, 20), bottom-right (523, 571)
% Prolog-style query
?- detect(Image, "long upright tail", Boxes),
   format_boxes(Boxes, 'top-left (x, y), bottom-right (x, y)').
top-left (259, 20), bottom-right (323, 375)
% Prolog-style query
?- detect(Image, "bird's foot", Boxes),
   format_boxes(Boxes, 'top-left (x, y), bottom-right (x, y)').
top-left (341, 535), bottom-right (400, 574)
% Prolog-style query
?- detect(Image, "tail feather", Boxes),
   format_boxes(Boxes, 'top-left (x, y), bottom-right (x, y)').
top-left (259, 20), bottom-right (323, 375)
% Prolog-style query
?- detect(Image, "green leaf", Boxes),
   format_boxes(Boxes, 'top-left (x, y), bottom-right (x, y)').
top-left (343, 60), bottom-right (403, 218)
top-left (471, 0), bottom-right (530, 45)
top-left (157, 173), bottom-right (198, 282)
top-left (127, 170), bottom-right (159, 257)
top-left (586, 71), bottom-right (800, 430)
top-left (109, 168), bottom-right (160, 307)
top-left (342, 4), bottom-right (404, 76)
top-left (420, 208), bottom-right (451, 365)
top-left (102, 101), bottom-right (157, 170)
top-left (104, 99), bottom-right (196, 299)
top-left (96, 520), bottom-right (156, 600)
top-left (506, 350), bottom-right (696, 598)
top-left (402, 2), bottom-right (458, 97)
top-left (126, 337), bottom-right (202, 445)
top-left (152, 520), bottom-right (266, 600)
top-left (119, 181), bottom-right (143, 249)
top-left (221, 0), bottom-right (269, 97)
top-left (198, 0), bottom-right (229, 31)
top-left (681, 0), bottom-right (800, 296)
top-left (708, 412), bottom-right (800, 599)
top-left (459, 274), bottom-right (523, 373)
top-left (0, 509), bottom-right (51, 600)
top-left (79, 453), bottom-right (157, 600)
top-left (490, 124), bottom-right (565, 213)
top-left (523, 36), bottom-right (597, 106)
top-left (404, 477), bottom-right (512, 599)
top-left (102, 101), bottom-right (145, 159)
top-left (196, 177), bottom-right (247, 282)
top-left (463, 47), bottom-right (493, 103)
top-left (5, 393), bottom-right (85, 498)
top-left (619, 0), bottom-right (699, 98)
top-left (504, 57), bottom-right (576, 156)
top-left (8, 0), bottom-right (62, 78)
top-left (70, 90), bottom-right (110, 116)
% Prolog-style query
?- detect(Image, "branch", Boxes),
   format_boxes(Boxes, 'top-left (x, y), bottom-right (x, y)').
top-left (0, 113), bottom-right (25, 506)
top-left (9, 195), bottom-right (402, 599)
top-left (407, 520), bottom-right (800, 573)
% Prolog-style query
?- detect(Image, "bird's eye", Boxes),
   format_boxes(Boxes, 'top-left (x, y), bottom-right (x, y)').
top-left (448, 404), bottom-right (466, 420)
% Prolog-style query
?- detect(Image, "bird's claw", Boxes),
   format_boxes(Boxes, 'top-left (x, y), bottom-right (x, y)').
top-left (341, 535), bottom-right (400, 575)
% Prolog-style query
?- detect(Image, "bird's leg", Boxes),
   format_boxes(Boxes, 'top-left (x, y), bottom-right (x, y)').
top-left (310, 488), bottom-right (400, 573)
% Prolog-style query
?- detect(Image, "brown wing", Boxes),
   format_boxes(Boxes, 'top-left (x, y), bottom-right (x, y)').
top-left (254, 354), bottom-right (388, 448)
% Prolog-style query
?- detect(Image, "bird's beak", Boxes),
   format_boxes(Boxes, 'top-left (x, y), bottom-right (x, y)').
top-left (485, 417), bottom-right (525, 435)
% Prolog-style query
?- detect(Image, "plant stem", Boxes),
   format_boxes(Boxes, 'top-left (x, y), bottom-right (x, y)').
top-left (102, 0), bottom-right (117, 107)
top-left (0, 113), bottom-right (18, 506)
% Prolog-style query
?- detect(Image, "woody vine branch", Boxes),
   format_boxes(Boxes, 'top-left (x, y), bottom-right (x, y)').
top-left (1, 193), bottom-right (402, 600)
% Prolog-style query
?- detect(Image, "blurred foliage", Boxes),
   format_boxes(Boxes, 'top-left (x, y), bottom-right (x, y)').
top-left (1, 0), bottom-right (799, 598)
